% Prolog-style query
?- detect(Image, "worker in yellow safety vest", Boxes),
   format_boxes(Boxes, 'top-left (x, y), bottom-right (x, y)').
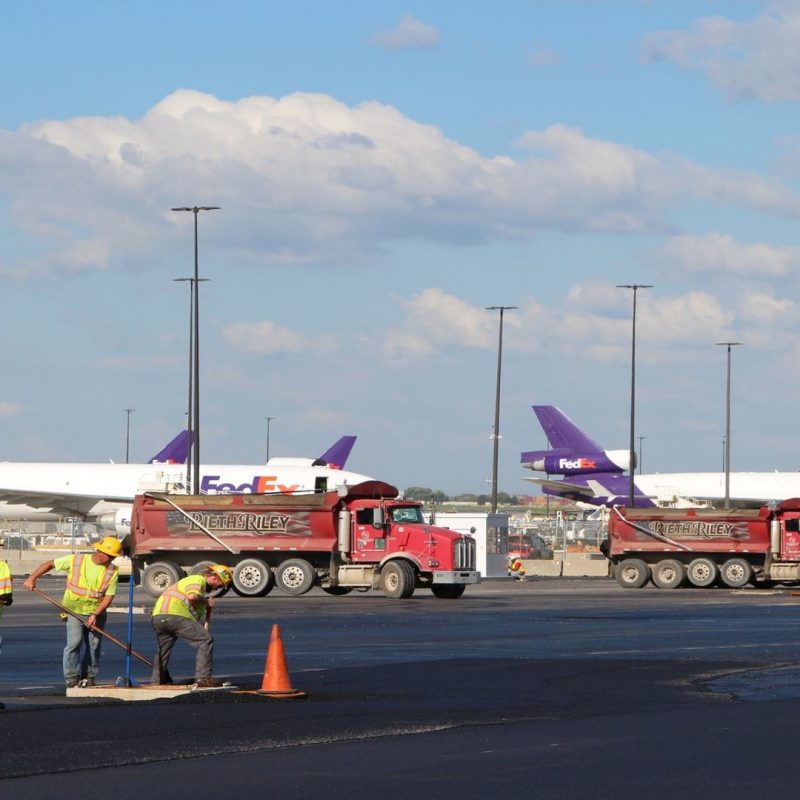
top-left (24, 536), bottom-right (121, 689)
top-left (150, 564), bottom-right (232, 688)
top-left (0, 541), bottom-right (12, 707)
top-left (0, 549), bottom-right (12, 622)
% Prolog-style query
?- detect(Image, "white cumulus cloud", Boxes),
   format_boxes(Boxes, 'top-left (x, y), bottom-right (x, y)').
top-left (222, 320), bottom-right (309, 354)
top-left (651, 233), bottom-right (800, 277)
top-left (738, 292), bottom-right (794, 324)
top-left (642, 4), bottom-right (800, 101)
top-left (380, 285), bottom-right (744, 367)
top-left (371, 14), bottom-right (440, 51)
top-left (0, 91), bottom-right (798, 277)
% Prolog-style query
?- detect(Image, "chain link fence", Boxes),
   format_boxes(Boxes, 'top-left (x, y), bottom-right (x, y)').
top-left (0, 519), bottom-right (102, 557)
top-left (509, 510), bottom-right (608, 560)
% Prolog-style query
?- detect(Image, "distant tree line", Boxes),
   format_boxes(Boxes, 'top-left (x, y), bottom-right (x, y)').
top-left (404, 487), bottom-right (519, 505)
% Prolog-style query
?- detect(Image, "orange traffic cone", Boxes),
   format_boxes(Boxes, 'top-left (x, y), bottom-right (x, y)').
top-left (257, 624), bottom-right (307, 699)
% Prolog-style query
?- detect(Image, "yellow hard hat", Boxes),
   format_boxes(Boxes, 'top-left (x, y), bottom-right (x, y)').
top-left (94, 536), bottom-right (123, 558)
top-left (208, 564), bottom-right (233, 587)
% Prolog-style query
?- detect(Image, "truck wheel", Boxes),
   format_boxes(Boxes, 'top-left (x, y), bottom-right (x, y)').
top-left (275, 559), bottom-right (315, 596)
top-left (141, 561), bottom-right (182, 598)
top-left (322, 586), bottom-right (353, 596)
top-left (720, 558), bottom-right (753, 589)
top-left (687, 558), bottom-right (718, 588)
top-left (431, 583), bottom-right (466, 599)
top-left (232, 558), bottom-right (274, 597)
top-left (380, 560), bottom-right (416, 599)
top-left (614, 558), bottom-right (650, 589)
top-left (188, 560), bottom-right (216, 576)
top-left (651, 559), bottom-right (685, 589)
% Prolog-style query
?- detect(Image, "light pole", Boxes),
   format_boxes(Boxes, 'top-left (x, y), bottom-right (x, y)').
top-left (171, 206), bottom-right (220, 494)
top-left (173, 276), bottom-right (209, 492)
top-left (124, 408), bottom-right (135, 464)
top-left (265, 416), bottom-right (275, 462)
top-left (486, 305), bottom-right (517, 513)
top-left (716, 341), bottom-right (742, 510)
top-left (617, 284), bottom-right (653, 505)
top-left (637, 435), bottom-right (646, 474)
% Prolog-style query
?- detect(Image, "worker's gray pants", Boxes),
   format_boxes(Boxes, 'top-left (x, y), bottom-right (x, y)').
top-left (151, 615), bottom-right (213, 684)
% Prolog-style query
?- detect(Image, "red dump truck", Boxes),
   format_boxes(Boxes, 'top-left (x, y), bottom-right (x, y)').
top-left (130, 480), bottom-right (479, 599)
top-left (605, 499), bottom-right (800, 589)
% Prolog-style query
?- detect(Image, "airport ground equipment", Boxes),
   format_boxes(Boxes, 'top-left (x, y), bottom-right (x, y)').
top-left (32, 588), bottom-right (153, 666)
top-left (605, 498), bottom-right (800, 589)
top-left (130, 480), bottom-right (480, 599)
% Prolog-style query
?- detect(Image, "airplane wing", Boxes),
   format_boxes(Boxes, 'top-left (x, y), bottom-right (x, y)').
top-left (522, 476), bottom-right (598, 497)
top-left (659, 493), bottom-right (765, 509)
top-left (0, 488), bottom-right (131, 517)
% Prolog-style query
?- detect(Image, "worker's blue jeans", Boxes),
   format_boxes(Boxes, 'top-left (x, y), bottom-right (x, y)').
top-left (63, 612), bottom-right (106, 682)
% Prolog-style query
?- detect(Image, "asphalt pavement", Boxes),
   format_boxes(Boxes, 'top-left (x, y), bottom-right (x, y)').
top-left (3, 576), bottom-right (800, 798)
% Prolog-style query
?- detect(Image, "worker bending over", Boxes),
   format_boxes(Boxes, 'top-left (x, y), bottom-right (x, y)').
top-left (24, 537), bottom-right (121, 689)
top-left (150, 564), bottom-right (232, 688)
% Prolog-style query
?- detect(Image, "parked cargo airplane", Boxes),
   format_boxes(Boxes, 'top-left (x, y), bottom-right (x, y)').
top-left (521, 405), bottom-right (800, 508)
top-left (0, 434), bottom-right (367, 534)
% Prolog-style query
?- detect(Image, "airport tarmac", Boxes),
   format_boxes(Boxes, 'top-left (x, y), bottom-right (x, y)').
top-left (3, 576), bottom-right (800, 798)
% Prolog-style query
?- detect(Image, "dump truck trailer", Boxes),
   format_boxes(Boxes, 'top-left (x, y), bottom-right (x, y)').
top-left (605, 498), bottom-right (800, 589)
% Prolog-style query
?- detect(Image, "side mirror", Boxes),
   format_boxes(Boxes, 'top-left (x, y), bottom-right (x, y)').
top-left (372, 507), bottom-right (385, 530)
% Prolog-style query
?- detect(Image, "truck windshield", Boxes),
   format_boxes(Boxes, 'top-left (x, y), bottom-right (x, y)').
top-left (390, 506), bottom-right (424, 524)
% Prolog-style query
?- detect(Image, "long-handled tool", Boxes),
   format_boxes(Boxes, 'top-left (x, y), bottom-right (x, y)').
top-left (33, 587), bottom-right (153, 667)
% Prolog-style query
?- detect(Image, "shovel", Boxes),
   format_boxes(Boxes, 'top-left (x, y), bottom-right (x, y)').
top-left (33, 587), bottom-right (153, 667)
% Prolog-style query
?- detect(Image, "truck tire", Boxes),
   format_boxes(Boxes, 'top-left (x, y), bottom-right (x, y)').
top-left (380, 560), bottom-right (416, 599)
top-left (188, 560), bottom-right (216, 576)
top-left (431, 583), bottom-right (466, 599)
top-left (275, 558), bottom-right (316, 596)
top-left (614, 558), bottom-right (650, 589)
top-left (651, 559), bottom-right (685, 589)
top-left (687, 557), bottom-right (718, 588)
top-left (720, 558), bottom-right (753, 589)
top-left (141, 561), bottom-right (182, 598)
top-left (232, 558), bottom-right (274, 597)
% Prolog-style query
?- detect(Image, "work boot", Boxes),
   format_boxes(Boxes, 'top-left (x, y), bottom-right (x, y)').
top-left (81, 677), bottom-right (96, 687)
top-left (194, 677), bottom-right (222, 688)
top-left (65, 678), bottom-right (79, 688)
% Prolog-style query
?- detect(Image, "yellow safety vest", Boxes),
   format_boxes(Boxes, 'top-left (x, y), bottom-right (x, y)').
top-left (152, 575), bottom-right (208, 621)
top-left (0, 561), bottom-right (11, 621)
top-left (53, 554), bottom-right (119, 615)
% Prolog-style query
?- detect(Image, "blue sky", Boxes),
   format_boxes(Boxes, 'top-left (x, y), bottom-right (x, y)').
top-left (1, 1), bottom-right (800, 495)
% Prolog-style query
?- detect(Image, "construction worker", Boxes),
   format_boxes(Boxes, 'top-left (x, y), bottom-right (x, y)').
top-left (0, 545), bottom-right (10, 710)
top-left (0, 548), bottom-right (12, 622)
top-left (24, 536), bottom-right (121, 689)
top-left (150, 564), bottom-right (232, 687)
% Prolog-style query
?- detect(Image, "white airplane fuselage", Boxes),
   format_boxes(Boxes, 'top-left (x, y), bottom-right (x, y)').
top-left (0, 458), bottom-right (374, 534)
top-left (635, 471), bottom-right (800, 506)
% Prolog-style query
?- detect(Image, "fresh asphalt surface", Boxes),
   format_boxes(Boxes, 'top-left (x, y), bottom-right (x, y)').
top-left (4, 575), bottom-right (800, 798)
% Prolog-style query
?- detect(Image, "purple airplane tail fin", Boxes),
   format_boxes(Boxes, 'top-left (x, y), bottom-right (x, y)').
top-left (533, 406), bottom-right (604, 452)
top-left (312, 435), bottom-right (357, 470)
top-left (148, 430), bottom-right (192, 464)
